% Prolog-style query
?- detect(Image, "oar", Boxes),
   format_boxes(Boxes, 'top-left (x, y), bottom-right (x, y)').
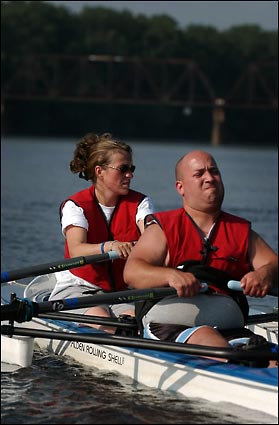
top-left (1, 286), bottom-right (178, 322)
top-left (1, 251), bottom-right (119, 283)
top-left (1, 324), bottom-right (277, 362)
top-left (246, 312), bottom-right (278, 324)
top-left (2, 281), bottom-right (277, 323)
top-left (39, 310), bottom-right (278, 327)
top-left (38, 311), bottom-right (138, 330)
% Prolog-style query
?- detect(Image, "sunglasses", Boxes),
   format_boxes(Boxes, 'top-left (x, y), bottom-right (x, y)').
top-left (104, 164), bottom-right (136, 174)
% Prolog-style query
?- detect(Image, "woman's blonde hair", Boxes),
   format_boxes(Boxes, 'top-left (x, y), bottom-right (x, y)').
top-left (70, 133), bottom-right (132, 183)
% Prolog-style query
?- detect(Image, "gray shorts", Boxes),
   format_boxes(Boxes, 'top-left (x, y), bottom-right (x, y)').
top-left (49, 285), bottom-right (135, 317)
top-left (142, 293), bottom-right (245, 330)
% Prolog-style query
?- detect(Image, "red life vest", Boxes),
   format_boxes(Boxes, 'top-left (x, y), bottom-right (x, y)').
top-left (62, 186), bottom-right (145, 291)
top-left (153, 208), bottom-right (251, 294)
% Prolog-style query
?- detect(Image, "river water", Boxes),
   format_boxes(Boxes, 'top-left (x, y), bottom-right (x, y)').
top-left (1, 137), bottom-right (278, 424)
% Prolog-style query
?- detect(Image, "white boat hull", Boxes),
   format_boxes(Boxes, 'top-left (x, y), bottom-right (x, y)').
top-left (1, 332), bottom-right (34, 368)
top-left (1, 280), bottom-right (278, 421)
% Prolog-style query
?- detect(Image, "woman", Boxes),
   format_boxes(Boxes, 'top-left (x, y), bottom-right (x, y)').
top-left (49, 132), bottom-right (154, 332)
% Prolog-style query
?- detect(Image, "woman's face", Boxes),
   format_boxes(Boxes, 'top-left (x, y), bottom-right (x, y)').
top-left (96, 150), bottom-right (135, 198)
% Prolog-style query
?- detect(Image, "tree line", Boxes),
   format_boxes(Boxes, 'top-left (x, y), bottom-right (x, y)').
top-left (1, 1), bottom-right (278, 144)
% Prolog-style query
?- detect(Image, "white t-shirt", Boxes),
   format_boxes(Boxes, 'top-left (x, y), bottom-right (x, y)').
top-left (61, 196), bottom-right (155, 236)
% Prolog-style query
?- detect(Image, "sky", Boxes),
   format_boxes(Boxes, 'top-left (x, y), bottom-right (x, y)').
top-left (47, 1), bottom-right (278, 31)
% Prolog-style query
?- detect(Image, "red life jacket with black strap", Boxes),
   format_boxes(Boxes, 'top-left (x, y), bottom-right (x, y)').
top-left (154, 208), bottom-right (251, 288)
top-left (61, 186), bottom-right (146, 291)
top-left (135, 209), bottom-right (251, 325)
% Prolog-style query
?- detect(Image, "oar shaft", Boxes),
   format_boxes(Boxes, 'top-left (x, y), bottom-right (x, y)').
top-left (1, 325), bottom-right (277, 361)
top-left (246, 312), bottom-right (278, 324)
top-left (40, 311), bottom-right (278, 327)
top-left (38, 312), bottom-right (138, 329)
top-left (1, 251), bottom-right (119, 283)
top-left (1, 287), bottom-right (177, 322)
top-left (39, 287), bottom-right (177, 313)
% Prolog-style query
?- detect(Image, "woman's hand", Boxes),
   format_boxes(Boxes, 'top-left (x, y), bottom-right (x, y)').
top-left (110, 240), bottom-right (135, 258)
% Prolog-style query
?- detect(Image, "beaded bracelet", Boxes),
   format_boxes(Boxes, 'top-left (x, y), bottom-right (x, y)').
top-left (100, 242), bottom-right (106, 254)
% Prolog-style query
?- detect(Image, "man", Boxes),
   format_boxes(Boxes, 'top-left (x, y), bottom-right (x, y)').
top-left (123, 150), bottom-right (278, 358)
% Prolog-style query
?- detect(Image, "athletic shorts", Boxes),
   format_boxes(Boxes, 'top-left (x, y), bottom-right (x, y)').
top-left (142, 293), bottom-right (245, 329)
top-left (143, 322), bottom-right (206, 343)
top-left (140, 293), bottom-right (246, 344)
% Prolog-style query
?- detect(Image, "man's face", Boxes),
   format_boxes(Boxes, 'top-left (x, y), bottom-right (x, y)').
top-left (176, 152), bottom-right (224, 213)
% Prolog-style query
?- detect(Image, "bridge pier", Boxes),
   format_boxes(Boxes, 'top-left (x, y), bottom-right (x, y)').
top-left (211, 98), bottom-right (225, 146)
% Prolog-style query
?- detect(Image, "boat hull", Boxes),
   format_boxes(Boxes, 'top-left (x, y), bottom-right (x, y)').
top-left (1, 281), bottom-right (278, 421)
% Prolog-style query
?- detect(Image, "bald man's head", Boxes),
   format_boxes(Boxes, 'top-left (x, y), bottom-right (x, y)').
top-left (175, 150), bottom-right (224, 213)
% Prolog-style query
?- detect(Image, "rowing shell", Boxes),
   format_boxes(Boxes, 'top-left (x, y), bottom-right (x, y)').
top-left (1, 278), bottom-right (278, 422)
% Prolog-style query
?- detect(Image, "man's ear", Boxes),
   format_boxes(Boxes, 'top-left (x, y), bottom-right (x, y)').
top-left (176, 180), bottom-right (184, 196)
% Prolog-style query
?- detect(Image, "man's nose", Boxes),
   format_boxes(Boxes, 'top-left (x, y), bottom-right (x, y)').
top-left (204, 170), bottom-right (214, 179)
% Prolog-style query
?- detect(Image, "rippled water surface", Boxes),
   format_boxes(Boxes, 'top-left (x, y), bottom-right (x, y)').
top-left (1, 351), bottom-right (277, 424)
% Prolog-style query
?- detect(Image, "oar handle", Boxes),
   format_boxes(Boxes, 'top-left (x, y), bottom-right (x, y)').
top-left (227, 280), bottom-right (242, 291)
top-left (228, 280), bottom-right (278, 297)
top-left (1, 251), bottom-right (119, 283)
